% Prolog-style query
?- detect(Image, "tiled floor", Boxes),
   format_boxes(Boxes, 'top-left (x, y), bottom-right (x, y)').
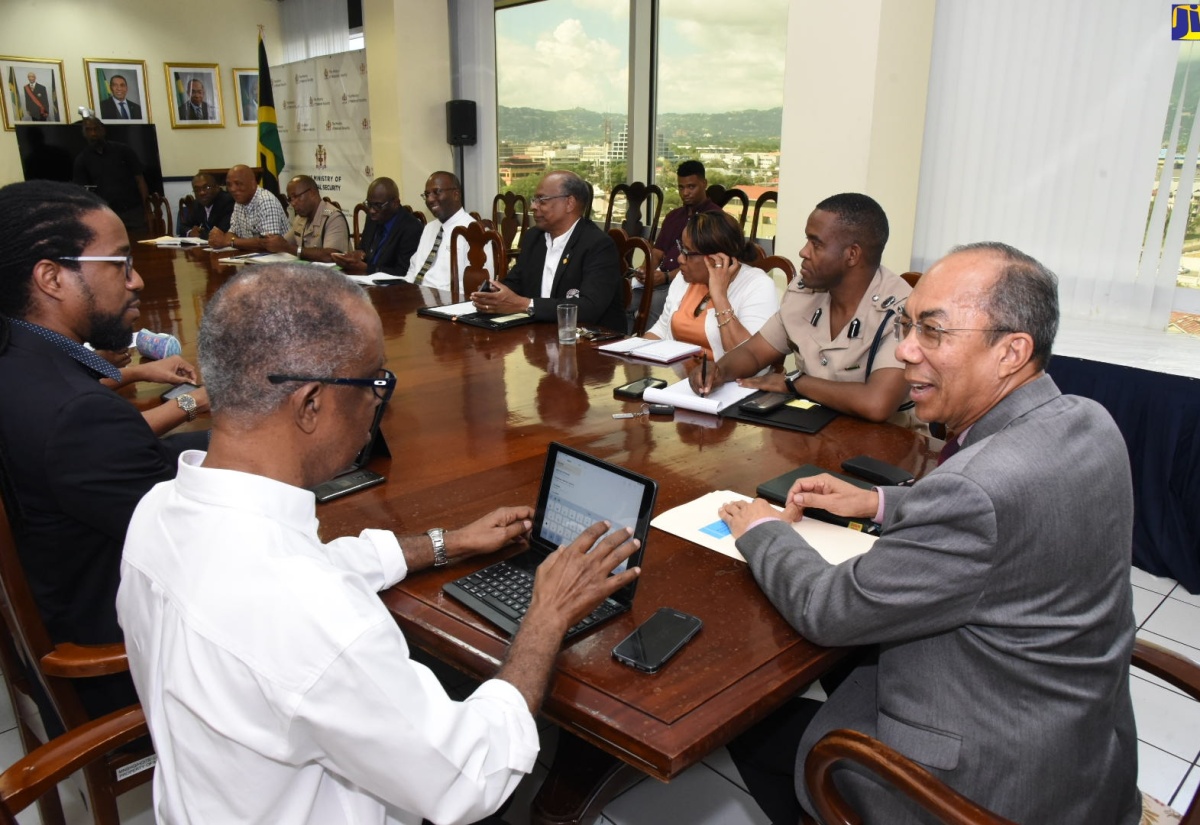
top-left (4, 565), bottom-right (1198, 824)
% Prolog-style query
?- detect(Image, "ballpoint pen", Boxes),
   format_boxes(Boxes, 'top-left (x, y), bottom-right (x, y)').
top-left (701, 352), bottom-right (708, 394)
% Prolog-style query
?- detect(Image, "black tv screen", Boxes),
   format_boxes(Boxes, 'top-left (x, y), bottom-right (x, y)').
top-left (16, 123), bottom-right (163, 195)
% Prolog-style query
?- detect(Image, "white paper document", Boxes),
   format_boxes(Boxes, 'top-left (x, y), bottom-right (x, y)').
top-left (420, 300), bottom-right (477, 317)
top-left (642, 378), bottom-right (756, 415)
top-left (598, 337), bottom-right (702, 363)
top-left (651, 490), bottom-right (876, 564)
top-left (139, 236), bottom-right (207, 246)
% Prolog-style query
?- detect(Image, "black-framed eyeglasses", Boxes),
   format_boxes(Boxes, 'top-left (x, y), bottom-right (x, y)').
top-left (56, 255), bottom-right (134, 282)
top-left (676, 239), bottom-right (699, 260)
top-left (192, 183), bottom-right (216, 193)
top-left (267, 368), bottom-right (396, 402)
top-left (287, 188), bottom-right (315, 203)
top-left (530, 194), bottom-right (568, 206)
top-left (362, 199), bottom-right (395, 212)
top-left (420, 187), bottom-right (459, 200)
top-left (892, 318), bottom-right (1012, 348)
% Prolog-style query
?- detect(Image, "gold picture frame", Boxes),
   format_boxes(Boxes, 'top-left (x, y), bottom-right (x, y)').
top-left (164, 61), bottom-right (223, 128)
top-left (0, 56), bottom-right (69, 129)
top-left (232, 67), bottom-right (258, 127)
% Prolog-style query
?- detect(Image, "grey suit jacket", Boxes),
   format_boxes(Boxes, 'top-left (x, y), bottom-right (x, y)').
top-left (738, 374), bottom-right (1140, 824)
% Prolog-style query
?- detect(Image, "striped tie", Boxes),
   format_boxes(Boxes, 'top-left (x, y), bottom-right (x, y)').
top-left (413, 226), bottom-right (444, 284)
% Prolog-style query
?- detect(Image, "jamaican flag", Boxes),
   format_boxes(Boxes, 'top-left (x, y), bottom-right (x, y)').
top-left (256, 35), bottom-right (285, 194)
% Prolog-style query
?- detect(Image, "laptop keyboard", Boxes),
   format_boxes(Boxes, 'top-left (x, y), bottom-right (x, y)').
top-left (454, 564), bottom-right (623, 636)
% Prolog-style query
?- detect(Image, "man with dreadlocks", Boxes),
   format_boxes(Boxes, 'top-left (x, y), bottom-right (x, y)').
top-left (0, 180), bottom-right (204, 724)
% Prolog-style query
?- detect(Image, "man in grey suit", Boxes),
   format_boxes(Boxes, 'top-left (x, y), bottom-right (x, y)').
top-left (721, 242), bottom-right (1140, 824)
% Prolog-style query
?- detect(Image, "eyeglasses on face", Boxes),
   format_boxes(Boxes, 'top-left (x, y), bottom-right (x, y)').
top-left (362, 199), bottom-right (394, 212)
top-left (420, 187), bottom-right (459, 200)
top-left (892, 317), bottom-right (1012, 348)
top-left (287, 188), bottom-right (315, 203)
top-left (56, 255), bottom-right (134, 282)
top-left (530, 194), bottom-right (568, 206)
top-left (267, 368), bottom-right (396, 402)
top-left (192, 183), bottom-right (216, 193)
top-left (676, 239), bottom-right (699, 259)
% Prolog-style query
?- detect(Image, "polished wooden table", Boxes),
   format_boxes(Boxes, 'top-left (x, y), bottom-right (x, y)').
top-left (130, 244), bottom-right (938, 824)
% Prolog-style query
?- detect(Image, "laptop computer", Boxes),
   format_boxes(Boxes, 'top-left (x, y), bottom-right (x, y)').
top-left (443, 442), bottom-right (658, 640)
top-left (309, 399), bottom-right (391, 503)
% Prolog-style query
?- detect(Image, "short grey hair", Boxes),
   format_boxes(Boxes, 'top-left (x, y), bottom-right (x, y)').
top-left (553, 171), bottom-right (591, 213)
top-left (951, 241), bottom-right (1059, 368)
top-left (199, 265), bottom-right (371, 420)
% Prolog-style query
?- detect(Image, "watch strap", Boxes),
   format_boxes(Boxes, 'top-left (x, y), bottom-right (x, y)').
top-left (427, 528), bottom-right (449, 567)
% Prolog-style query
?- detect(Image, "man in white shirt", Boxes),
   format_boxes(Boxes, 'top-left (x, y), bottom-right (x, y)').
top-left (117, 265), bottom-right (641, 825)
top-left (406, 171), bottom-right (493, 291)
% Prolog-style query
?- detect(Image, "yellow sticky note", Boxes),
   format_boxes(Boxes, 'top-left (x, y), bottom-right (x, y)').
top-left (787, 398), bottom-right (817, 410)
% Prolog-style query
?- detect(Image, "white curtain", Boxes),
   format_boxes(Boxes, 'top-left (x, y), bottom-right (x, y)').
top-left (281, 0), bottom-right (350, 63)
top-left (911, 1), bottom-right (1178, 328)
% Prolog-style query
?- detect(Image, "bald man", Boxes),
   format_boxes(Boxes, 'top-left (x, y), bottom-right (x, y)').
top-left (208, 165), bottom-right (289, 252)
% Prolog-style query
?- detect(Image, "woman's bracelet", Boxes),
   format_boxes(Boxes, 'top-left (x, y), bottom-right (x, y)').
top-left (714, 308), bottom-right (735, 318)
top-left (717, 314), bottom-right (737, 328)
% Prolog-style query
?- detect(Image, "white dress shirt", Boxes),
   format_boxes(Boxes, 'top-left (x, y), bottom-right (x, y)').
top-left (117, 451), bottom-right (539, 825)
top-left (540, 219), bottom-right (579, 297)
top-left (403, 208), bottom-right (493, 292)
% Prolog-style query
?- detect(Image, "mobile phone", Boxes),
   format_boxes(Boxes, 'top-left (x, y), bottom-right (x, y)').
top-left (161, 382), bottom-right (200, 402)
top-left (311, 469), bottom-right (386, 503)
top-left (478, 279), bottom-right (498, 293)
top-left (738, 392), bottom-right (792, 415)
top-left (614, 377), bottom-right (667, 401)
top-left (841, 455), bottom-right (916, 487)
top-left (613, 608), bottom-right (702, 673)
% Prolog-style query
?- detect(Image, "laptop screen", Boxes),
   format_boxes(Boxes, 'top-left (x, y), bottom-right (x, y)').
top-left (533, 443), bottom-right (657, 585)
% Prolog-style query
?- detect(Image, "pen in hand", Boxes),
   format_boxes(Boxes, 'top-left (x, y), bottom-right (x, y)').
top-left (700, 353), bottom-right (708, 397)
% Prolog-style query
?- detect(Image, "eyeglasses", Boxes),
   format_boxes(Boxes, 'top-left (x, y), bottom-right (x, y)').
top-left (362, 199), bottom-right (394, 212)
top-left (530, 194), bottom-right (568, 206)
top-left (420, 187), bottom-right (458, 200)
top-left (892, 318), bottom-right (1013, 348)
top-left (676, 239), bottom-right (699, 259)
top-left (267, 368), bottom-right (396, 402)
top-left (56, 255), bottom-right (134, 282)
top-left (192, 183), bottom-right (216, 193)
top-left (287, 188), bottom-right (315, 203)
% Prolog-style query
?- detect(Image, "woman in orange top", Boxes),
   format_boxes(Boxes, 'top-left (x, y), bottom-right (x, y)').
top-left (644, 211), bottom-right (779, 361)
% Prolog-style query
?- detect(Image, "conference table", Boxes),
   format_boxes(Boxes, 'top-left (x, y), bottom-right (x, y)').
top-left (129, 243), bottom-right (938, 824)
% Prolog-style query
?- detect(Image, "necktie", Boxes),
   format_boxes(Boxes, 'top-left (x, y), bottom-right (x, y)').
top-left (413, 226), bottom-right (444, 284)
top-left (120, 101), bottom-right (129, 119)
top-left (937, 434), bottom-right (961, 465)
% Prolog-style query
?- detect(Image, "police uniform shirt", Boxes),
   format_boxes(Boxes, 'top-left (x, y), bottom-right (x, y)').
top-left (757, 265), bottom-right (911, 381)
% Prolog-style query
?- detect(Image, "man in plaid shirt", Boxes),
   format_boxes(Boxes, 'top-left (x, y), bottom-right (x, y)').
top-left (208, 165), bottom-right (289, 252)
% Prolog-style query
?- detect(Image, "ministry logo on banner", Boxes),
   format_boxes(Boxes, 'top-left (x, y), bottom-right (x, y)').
top-left (1172, 5), bottom-right (1200, 40)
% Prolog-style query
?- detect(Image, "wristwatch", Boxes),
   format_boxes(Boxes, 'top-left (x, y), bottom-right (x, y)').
top-left (176, 393), bottom-right (198, 422)
top-left (427, 528), bottom-right (449, 567)
top-left (525, 299), bottom-right (535, 317)
top-left (784, 370), bottom-right (803, 397)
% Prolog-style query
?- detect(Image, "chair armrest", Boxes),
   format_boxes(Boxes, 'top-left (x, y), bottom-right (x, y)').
top-left (41, 643), bottom-right (128, 678)
top-left (805, 729), bottom-right (1017, 825)
top-left (0, 705), bottom-right (146, 816)
top-left (1134, 638), bottom-right (1200, 703)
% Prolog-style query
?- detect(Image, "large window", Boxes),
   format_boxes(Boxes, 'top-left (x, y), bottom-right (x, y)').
top-left (494, 0), bottom-right (789, 241)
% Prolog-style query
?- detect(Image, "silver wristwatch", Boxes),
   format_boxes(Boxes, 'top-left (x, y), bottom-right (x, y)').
top-left (176, 393), bottom-right (199, 422)
top-left (427, 528), bottom-right (449, 567)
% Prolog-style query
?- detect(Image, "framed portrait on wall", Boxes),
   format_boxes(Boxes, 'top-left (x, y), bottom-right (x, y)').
top-left (0, 56), bottom-right (69, 129)
top-left (232, 67), bottom-right (259, 127)
top-left (164, 62), bottom-right (223, 128)
top-left (84, 58), bottom-right (150, 124)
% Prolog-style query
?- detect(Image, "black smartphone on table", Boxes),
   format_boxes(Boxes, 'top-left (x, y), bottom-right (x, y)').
top-left (311, 468), bottom-right (386, 503)
top-left (614, 377), bottom-right (667, 401)
top-left (612, 607), bottom-right (703, 673)
top-left (161, 382), bottom-right (200, 402)
top-left (738, 391), bottom-right (792, 414)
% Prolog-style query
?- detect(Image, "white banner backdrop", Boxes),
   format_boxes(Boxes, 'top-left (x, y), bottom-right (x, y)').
top-left (271, 48), bottom-right (374, 207)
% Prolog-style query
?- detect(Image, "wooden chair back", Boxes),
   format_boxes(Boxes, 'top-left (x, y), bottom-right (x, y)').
top-left (0, 705), bottom-right (147, 825)
top-left (0, 477), bottom-right (154, 824)
top-left (449, 222), bottom-right (508, 303)
top-left (405, 205), bottom-right (428, 226)
top-left (491, 191), bottom-right (529, 259)
top-left (322, 196), bottom-right (342, 212)
top-left (352, 203), bottom-right (367, 249)
top-left (605, 182), bottom-right (664, 242)
top-left (706, 185), bottom-right (750, 229)
top-left (749, 190), bottom-right (778, 249)
top-left (901, 271), bottom-right (922, 288)
top-left (610, 228), bottom-right (656, 336)
top-left (757, 255), bottom-right (798, 288)
top-left (177, 193), bottom-right (195, 232)
top-left (802, 639), bottom-right (1200, 825)
top-left (146, 193), bottom-right (172, 236)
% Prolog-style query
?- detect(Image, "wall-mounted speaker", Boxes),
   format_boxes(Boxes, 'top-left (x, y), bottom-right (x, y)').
top-left (446, 100), bottom-right (477, 146)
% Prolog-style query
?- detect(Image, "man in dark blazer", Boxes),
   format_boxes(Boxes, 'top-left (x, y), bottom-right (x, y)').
top-left (178, 172), bottom-right (234, 239)
top-left (98, 74), bottom-right (142, 121)
top-left (331, 177), bottom-right (422, 278)
top-left (23, 72), bottom-right (50, 121)
top-left (721, 243), bottom-right (1140, 825)
top-left (178, 78), bottom-right (212, 121)
top-left (0, 180), bottom-right (204, 726)
top-left (469, 170), bottom-right (624, 332)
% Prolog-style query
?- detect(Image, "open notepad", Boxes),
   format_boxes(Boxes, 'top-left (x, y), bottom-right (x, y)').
top-left (138, 236), bottom-right (208, 246)
top-left (642, 377), bottom-right (756, 415)
top-left (598, 337), bottom-right (702, 363)
top-left (651, 490), bottom-right (876, 565)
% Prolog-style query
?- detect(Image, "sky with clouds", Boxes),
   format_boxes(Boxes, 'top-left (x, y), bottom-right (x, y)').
top-left (495, 0), bottom-right (789, 114)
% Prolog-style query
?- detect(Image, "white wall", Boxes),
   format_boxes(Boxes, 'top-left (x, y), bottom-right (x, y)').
top-left (0, 0), bottom-right (284, 186)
